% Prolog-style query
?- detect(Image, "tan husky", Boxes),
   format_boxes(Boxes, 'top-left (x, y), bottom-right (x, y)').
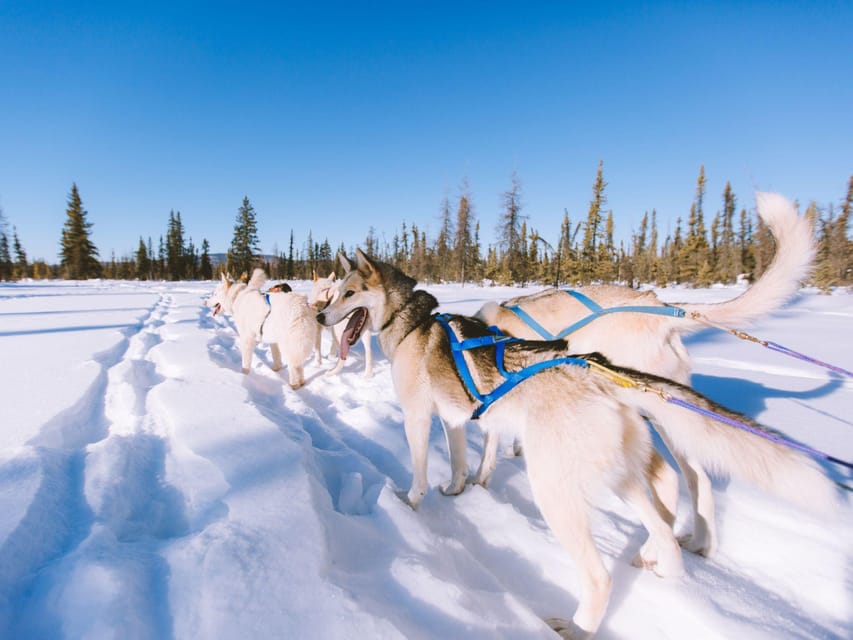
top-left (307, 256), bottom-right (374, 378)
top-left (475, 191), bottom-right (815, 557)
top-left (315, 248), bottom-right (836, 638)
top-left (206, 268), bottom-right (320, 388)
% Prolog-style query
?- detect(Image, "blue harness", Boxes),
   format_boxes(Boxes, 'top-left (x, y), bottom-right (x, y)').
top-left (434, 313), bottom-right (590, 420)
top-left (503, 289), bottom-right (686, 341)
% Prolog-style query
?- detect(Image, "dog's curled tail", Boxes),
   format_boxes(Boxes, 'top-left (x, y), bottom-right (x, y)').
top-left (626, 379), bottom-right (839, 515)
top-left (679, 191), bottom-right (815, 329)
top-left (247, 268), bottom-right (268, 291)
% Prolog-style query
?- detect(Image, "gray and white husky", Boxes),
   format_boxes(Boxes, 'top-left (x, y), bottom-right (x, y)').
top-left (475, 191), bottom-right (815, 557)
top-left (206, 268), bottom-right (320, 388)
top-left (307, 255), bottom-right (374, 378)
top-left (316, 248), bottom-right (836, 638)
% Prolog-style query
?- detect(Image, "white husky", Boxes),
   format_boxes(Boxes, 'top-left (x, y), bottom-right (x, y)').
top-left (315, 248), bottom-right (838, 638)
top-left (206, 268), bottom-right (320, 388)
top-left (474, 191), bottom-right (815, 557)
top-left (307, 256), bottom-right (374, 378)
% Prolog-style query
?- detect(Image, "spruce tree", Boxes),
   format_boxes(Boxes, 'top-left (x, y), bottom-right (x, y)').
top-left (59, 183), bottom-right (101, 279)
top-left (436, 196), bottom-right (454, 282)
top-left (135, 237), bottom-right (151, 280)
top-left (200, 239), bottom-right (213, 280)
top-left (0, 207), bottom-right (11, 281)
top-left (12, 228), bottom-right (27, 279)
top-left (581, 161), bottom-right (607, 284)
top-left (453, 187), bottom-right (474, 284)
top-left (227, 196), bottom-right (261, 277)
top-left (497, 171), bottom-right (526, 284)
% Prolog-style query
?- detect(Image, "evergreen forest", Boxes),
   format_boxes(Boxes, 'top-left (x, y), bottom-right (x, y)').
top-left (1, 166), bottom-right (851, 291)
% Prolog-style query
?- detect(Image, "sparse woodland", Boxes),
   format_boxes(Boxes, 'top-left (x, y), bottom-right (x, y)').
top-left (2, 166), bottom-right (851, 290)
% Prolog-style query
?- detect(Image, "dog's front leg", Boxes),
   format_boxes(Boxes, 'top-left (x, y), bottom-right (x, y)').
top-left (440, 420), bottom-right (468, 496)
top-left (402, 411), bottom-right (432, 509)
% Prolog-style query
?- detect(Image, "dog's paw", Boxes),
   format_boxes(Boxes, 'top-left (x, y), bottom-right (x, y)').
top-left (545, 617), bottom-right (592, 639)
top-left (678, 533), bottom-right (715, 558)
top-left (401, 488), bottom-right (425, 510)
top-left (439, 479), bottom-right (467, 496)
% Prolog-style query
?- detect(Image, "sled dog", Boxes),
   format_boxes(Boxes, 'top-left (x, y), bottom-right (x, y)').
top-left (206, 268), bottom-right (320, 388)
top-left (475, 191), bottom-right (815, 556)
top-left (316, 249), bottom-right (836, 638)
top-left (307, 257), bottom-right (374, 378)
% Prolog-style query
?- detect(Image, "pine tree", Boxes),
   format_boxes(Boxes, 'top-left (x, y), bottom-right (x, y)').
top-left (59, 183), bottom-right (101, 279)
top-left (678, 167), bottom-right (710, 284)
top-left (436, 196), bottom-right (454, 282)
top-left (497, 171), bottom-right (526, 284)
top-left (200, 238), bottom-right (213, 280)
top-left (717, 182), bottom-right (739, 282)
top-left (0, 207), bottom-right (11, 281)
top-left (12, 227), bottom-right (27, 279)
top-left (453, 186), bottom-right (475, 284)
top-left (135, 237), bottom-right (150, 280)
top-left (580, 161), bottom-right (607, 284)
top-left (227, 196), bottom-right (261, 276)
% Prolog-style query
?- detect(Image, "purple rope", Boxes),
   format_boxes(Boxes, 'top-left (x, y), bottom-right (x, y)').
top-left (665, 395), bottom-right (853, 471)
top-left (765, 341), bottom-right (853, 378)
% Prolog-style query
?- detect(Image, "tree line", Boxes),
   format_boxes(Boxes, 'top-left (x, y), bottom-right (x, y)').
top-left (1, 166), bottom-right (851, 290)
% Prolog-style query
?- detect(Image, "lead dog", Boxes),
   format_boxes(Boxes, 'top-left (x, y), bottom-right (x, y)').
top-left (307, 256), bottom-right (374, 378)
top-left (206, 268), bottom-right (320, 388)
top-left (475, 192), bottom-right (815, 557)
top-left (315, 249), bottom-right (836, 638)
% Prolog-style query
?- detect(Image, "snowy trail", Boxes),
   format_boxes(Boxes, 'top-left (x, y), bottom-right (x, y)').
top-left (0, 281), bottom-right (850, 639)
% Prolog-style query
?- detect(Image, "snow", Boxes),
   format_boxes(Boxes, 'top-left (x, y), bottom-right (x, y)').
top-left (0, 278), bottom-right (850, 639)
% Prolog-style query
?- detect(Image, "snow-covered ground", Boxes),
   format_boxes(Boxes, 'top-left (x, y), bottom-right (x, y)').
top-left (0, 278), bottom-right (850, 639)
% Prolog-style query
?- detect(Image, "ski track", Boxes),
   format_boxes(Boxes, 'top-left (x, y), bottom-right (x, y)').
top-left (0, 290), bottom-right (189, 637)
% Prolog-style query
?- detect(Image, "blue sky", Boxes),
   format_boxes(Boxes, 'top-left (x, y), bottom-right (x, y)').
top-left (1, 1), bottom-right (851, 262)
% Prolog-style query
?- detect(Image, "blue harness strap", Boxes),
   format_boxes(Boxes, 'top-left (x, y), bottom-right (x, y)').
top-left (503, 289), bottom-right (686, 341)
top-left (435, 313), bottom-right (590, 419)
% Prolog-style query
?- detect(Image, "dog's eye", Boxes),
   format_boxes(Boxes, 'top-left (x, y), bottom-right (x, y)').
top-left (344, 290), bottom-right (355, 298)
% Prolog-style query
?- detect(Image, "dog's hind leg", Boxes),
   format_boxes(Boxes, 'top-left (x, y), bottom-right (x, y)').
top-left (646, 449), bottom-right (678, 528)
top-left (240, 335), bottom-right (255, 374)
top-left (677, 453), bottom-right (717, 557)
top-left (621, 479), bottom-right (684, 577)
top-left (472, 430), bottom-right (500, 488)
top-left (439, 419), bottom-right (468, 496)
top-left (525, 428), bottom-right (612, 636)
top-left (269, 343), bottom-right (283, 372)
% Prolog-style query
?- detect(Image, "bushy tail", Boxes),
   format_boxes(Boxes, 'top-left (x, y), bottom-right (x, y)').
top-left (620, 375), bottom-right (839, 515)
top-left (247, 268), bottom-right (267, 290)
top-left (678, 192), bottom-right (815, 329)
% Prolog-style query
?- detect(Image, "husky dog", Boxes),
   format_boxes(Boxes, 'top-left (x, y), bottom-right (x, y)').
top-left (307, 256), bottom-right (374, 378)
top-left (206, 268), bottom-right (320, 388)
top-left (315, 249), bottom-right (836, 638)
top-left (475, 192), bottom-right (815, 557)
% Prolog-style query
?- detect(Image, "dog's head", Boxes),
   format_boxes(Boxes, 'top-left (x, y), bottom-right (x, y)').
top-left (308, 270), bottom-right (337, 311)
top-left (316, 249), bottom-right (388, 346)
top-left (205, 273), bottom-right (232, 316)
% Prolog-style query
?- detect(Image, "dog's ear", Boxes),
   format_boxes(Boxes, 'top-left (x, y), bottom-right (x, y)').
top-left (221, 272), bottom-right (228, 283)
top-left (327, 272), bottom-right (335, 281)
top-left (313, 270), bottom-right (318, 282)
top-left (354, 248), bottom-right (381, 283)
top-left (338, 252), bottom-right (353, 273)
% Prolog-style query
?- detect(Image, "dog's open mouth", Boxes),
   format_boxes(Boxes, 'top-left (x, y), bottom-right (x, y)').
top-left (339, 307), bottom-right (368, 360)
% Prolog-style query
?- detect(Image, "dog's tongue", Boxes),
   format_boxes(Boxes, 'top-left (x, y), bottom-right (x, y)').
top-left (340, 308), bottom-right (368, 360)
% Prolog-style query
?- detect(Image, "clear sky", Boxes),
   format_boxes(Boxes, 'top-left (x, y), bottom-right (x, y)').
top-left (1, 1), bottom-right (851, 263)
